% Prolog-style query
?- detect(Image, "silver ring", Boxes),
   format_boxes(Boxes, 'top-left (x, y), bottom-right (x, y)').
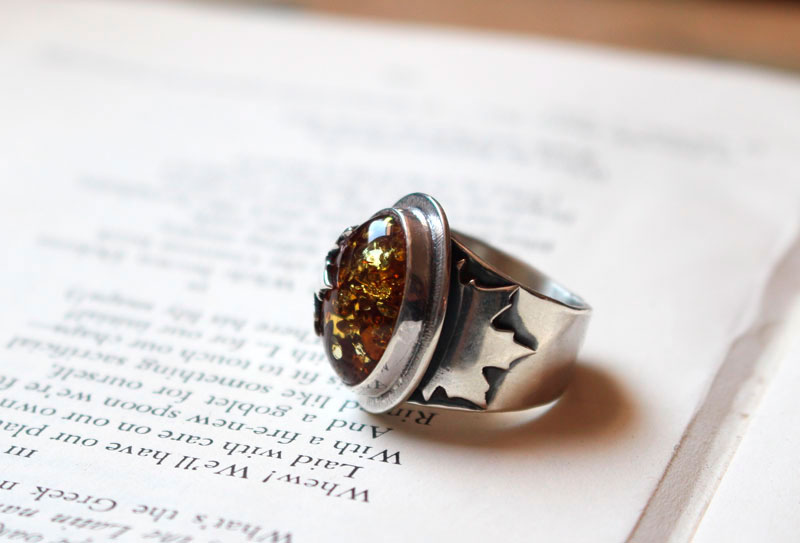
top-left (314, 193), bottom-right (591, 414)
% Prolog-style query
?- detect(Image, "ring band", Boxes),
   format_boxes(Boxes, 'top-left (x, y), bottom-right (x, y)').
top-left (314, 193), bottom-right (591, 414)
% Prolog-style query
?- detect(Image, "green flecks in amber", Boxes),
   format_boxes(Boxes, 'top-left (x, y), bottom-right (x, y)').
top-left (318, 215), bottom-right (406, 385)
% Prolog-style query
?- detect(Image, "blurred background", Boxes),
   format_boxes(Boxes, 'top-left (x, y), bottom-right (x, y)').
top-left (222, 0), bottom-right (800, 72)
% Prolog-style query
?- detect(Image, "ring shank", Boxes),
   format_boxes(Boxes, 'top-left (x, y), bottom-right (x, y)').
top-left (452, 230), bottom-right (590, 311)
top-left (407, 231), bottom-right (592, 412)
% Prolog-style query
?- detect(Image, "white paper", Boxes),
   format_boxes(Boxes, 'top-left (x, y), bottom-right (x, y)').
top-left (0, 1), bottom-right (799, 541)
top-left (693, 305), bottom-right (800, 543)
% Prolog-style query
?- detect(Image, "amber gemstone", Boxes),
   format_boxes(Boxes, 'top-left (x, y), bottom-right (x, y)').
top-left (318, 215), bottom-right (407, 385)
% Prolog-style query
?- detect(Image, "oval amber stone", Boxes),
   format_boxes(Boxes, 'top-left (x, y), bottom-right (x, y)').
top-left (319, 215), bottom-right (406, 385)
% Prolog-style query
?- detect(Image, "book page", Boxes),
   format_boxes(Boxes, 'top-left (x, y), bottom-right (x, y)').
top-left (693, 304), bottom-right (800, 542)
top-left (1, 1), bottom-right (799, 541)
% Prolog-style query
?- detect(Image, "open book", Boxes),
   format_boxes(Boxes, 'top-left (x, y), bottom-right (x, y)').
top-left (1, 1), bottom-right (798, 541)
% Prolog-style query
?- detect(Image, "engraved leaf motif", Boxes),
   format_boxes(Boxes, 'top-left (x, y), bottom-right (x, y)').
top-left (420, 262), bottom-right (536, 408)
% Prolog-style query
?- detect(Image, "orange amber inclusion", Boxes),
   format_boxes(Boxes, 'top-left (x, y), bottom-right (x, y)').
top-left (318, 215), bottom-right (406, 385)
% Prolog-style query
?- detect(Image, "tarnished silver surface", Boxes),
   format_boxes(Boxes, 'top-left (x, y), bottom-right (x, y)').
top-left (316, 192), bottom-right (591, 414)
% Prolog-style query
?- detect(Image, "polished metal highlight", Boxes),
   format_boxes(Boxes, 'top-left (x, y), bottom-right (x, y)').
top-left (316, 193), bottom-right (591, 414)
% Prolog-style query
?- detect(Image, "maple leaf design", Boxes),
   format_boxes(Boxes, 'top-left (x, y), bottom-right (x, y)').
top-left (420, 260), bottom-right (536, 408)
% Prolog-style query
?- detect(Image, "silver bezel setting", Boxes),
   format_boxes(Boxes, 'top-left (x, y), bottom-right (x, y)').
top-left (355, 194), bottom-right (450, 412)
top-left (318, 193), bottom-right (450, 413)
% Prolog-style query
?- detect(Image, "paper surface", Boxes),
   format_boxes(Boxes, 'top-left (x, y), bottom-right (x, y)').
top-left (0, 1), bottom-right (799, 541)
top-left (694, 305), bottom-right (800, 543)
